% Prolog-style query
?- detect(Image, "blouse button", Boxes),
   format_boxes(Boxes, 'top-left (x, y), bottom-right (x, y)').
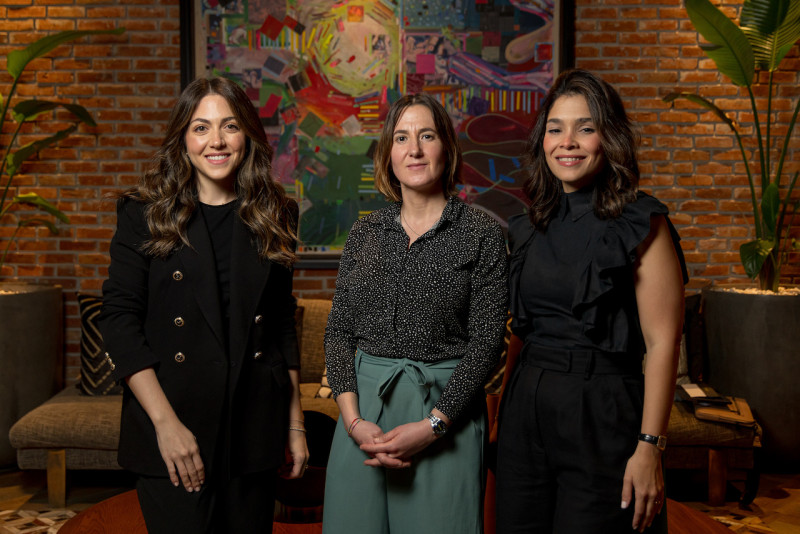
top-left (253, 351), bottom-right (263, 361)
top-left (254, 315), bottom-right (263, 325)
top-left (174, 352), bottom-right (186, 363)
top-left (172, 271), bottom-right (183, 281)
top-left (174, 317), bottom-right (185, 327)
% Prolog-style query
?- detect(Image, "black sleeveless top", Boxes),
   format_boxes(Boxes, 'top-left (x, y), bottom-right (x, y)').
top-left (508, 187), bottom-right (688, 356)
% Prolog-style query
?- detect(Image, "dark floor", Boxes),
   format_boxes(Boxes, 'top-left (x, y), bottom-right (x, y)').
top-left (1, 466), bottom-right (799, 532)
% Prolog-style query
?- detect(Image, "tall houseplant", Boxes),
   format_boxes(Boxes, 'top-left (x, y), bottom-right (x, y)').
top-left (1, 29), bottom-right (124, 274)
top-left (664, 0), bottom-right (800, 291)
top-left (0, 28), bottom-right (124, 467)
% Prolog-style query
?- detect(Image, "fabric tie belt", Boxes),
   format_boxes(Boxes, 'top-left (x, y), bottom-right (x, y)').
top-left (355, 349), bottom-right (458, 422)
top-left (520, 344), bottom-right (642, 379)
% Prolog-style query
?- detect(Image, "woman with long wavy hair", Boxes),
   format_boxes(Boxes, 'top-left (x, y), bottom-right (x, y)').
top-left (100, 77), bottom-right (308, 533)
top-left (496, 69), bottom-right (687, 533)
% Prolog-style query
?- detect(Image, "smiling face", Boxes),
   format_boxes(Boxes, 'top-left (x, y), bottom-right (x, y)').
top-left (390, 104), bottom-right (446, 197)
top-left (543, 94), bottom-right (605, 193)
top-left (185, 94), bottom-right (246, 203)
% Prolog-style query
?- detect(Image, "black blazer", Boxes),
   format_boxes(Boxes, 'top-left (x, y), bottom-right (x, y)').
top-left (99, 198), bottom-right (300, 477)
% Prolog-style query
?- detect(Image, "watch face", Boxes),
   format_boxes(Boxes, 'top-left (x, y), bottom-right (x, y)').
top-left (433, 420), bottom-right (447, 435)
top-left (428, 414), bottom-right (448, 436)
top-left (656, 435), bottom-right (667, 450)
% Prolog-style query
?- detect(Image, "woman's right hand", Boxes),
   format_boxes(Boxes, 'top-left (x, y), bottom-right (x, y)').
top-left (154, 417), bottom-right (205, 492)
top-left (351, 420), bottom-right (411, 469)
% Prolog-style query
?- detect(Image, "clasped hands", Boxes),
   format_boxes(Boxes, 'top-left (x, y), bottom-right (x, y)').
top-left (353, 419), bottom-right (437, 469)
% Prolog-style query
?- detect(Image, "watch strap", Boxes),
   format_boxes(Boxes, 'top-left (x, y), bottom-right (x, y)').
top-left (638, 433), bottom-right (667, 450)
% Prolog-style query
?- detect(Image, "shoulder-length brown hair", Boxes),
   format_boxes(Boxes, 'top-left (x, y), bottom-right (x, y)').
top-left (120, 77), bottom-right (296, 267)
top-left (523, 69), bottom-right (639, 231)
top-left (373, 93), bottom-right (461, 202)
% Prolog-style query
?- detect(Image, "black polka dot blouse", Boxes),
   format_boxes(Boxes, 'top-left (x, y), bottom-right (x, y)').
top-left (324, 196), bottom-right (509, 421)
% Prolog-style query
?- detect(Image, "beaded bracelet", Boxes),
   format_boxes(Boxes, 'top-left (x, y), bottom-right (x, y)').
top-left (347, 417), bottom-right (364, 436)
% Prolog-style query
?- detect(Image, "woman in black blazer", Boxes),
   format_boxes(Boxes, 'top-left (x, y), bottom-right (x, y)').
top-left (99, 77), bottom-right (308, 534)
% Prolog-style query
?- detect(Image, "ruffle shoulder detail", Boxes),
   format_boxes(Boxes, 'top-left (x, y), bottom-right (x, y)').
top-left (572, 192), bottom-right (687, 336)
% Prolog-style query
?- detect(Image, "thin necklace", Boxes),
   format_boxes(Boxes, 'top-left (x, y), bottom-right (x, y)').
top-left (401, 209), bottom-right (423, 237)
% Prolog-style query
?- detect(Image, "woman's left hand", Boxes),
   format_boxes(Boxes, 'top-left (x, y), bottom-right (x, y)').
top-left (621, 441), bottom-right (665, 532)
top-left (359, 419), bottom-right (437, 467)
top-left (281, 428), bottom-right (310, 479)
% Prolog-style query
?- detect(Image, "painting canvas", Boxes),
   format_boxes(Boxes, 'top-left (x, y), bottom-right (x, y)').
top-left (193, 0), bottom-right (563, 256)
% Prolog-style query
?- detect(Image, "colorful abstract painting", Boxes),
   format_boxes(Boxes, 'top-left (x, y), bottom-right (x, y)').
top-left (199, 0), bottom-right (558, 253)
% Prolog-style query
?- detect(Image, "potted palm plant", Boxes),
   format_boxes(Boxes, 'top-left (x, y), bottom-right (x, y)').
top-left (664, 0), bottom-right (800, 470)
top-left (0, 28), bottom-right (124, 466)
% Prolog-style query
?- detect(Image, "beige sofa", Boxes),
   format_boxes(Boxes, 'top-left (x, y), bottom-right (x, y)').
top-left (9, 298), bottom-right (338, 507)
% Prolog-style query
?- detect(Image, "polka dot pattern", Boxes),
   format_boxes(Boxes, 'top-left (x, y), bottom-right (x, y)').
top-left (324, 197), bottom-right (509, 421)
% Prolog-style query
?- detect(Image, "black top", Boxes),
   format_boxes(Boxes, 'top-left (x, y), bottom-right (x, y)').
top-left (325, 196), bottom-right (509, 421)
top-left (200, 199), bottom-right (236, 341)
top-left (508, 187), bottom-right (688, 355)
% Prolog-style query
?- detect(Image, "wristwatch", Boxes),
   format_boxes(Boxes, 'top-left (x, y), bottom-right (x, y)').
top-left (427, 413), bottom-right (448, 437)
top-left (638, 433), bottom-right (667, 451)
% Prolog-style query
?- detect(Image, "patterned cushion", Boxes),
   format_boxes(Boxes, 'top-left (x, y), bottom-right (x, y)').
top-left (77, 294), bottom-right (122, 395)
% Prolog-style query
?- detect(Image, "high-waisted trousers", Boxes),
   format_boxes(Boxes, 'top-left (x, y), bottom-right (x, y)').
top-left (495, 344), bottom-right (668, 533)
top-left (323, 349), bottom-right (486, 534)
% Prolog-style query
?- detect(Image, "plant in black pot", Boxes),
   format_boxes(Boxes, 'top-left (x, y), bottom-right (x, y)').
top-left (0, 28), bottom-right (124, 467)
top-left (664, 0), bottom-right (800, 470)
top-left (665, 0), bottom-right (800, 291)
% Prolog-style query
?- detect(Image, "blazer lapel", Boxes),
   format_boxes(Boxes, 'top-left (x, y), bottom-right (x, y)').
top-left (229, 215), bottom-right (271, 364)
top-left (178, 210), bottom-right (226, 350)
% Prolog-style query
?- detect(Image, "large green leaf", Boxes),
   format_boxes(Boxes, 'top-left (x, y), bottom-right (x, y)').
top-left (761, 182), bottom-right (780, 235)
top-left (685, 0), bottom-right (755, 86)
top-left (11, 100), bottom-right (96, 127)
top-left (4, 125), bottom-right (77, 178)
top-left (742, 0), bottom-right (800, 71)
top-left (663, 92), bottom-right (738, 132)
top-left (740, 238), bottom-right (774, 279)
top-left (6, 29), bottom-right (125, 80)
top-left (13, 192), bottom-right (70, 223)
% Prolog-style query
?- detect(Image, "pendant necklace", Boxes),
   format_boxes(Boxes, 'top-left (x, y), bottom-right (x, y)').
top-left (401, 209), bottom-right (423, 237)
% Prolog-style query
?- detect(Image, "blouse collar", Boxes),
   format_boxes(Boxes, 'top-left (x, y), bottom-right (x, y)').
top-left (560, 185), bottom-right (595, 222)
top-left (384, 195), bottom-right (463, 231)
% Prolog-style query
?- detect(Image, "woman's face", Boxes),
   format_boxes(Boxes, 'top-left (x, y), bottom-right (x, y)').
top-left (185, 94), bottom-right (246, 200)
top-left (390, 104), bottom-right (446, 197)
top-left (542, 94), bottom-right (605, 193)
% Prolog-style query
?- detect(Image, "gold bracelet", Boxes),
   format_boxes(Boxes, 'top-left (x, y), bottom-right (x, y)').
top-left (288, 427), bottom-right (307, 433)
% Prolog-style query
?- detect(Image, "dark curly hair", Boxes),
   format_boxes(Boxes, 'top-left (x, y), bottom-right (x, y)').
top-left (523, 69), bottom-right (639, 231)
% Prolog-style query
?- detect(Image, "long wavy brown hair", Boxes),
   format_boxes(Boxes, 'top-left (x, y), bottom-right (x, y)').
top-left (119, 77), bottom-right (297, 267)
top-left (373, 93), bottom-right (461, 202)
top-left (523, 69), bottom-right (639, 231)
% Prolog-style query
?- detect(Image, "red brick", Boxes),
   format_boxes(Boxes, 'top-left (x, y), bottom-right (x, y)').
top-left (7, 6), bottom-right (46, 17)
top-left (48, 6), bottom-right (85, 16)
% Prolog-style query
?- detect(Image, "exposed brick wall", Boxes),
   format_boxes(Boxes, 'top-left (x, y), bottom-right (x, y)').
top-left (1, 0), bottom-right (798, 383)
top-left (574, 0), bottom-right (800, 290)
top-left (0, 0), bottom-right (181, 383)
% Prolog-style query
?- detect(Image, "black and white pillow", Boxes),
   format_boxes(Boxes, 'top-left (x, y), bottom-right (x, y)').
top-left (77, 294), bottom-right (122, 395)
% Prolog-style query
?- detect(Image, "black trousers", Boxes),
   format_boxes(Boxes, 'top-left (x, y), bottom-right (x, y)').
top-left (136, 469), bottom-right (277, 534)
top-left (495, 345), bottom-right (668, 534)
